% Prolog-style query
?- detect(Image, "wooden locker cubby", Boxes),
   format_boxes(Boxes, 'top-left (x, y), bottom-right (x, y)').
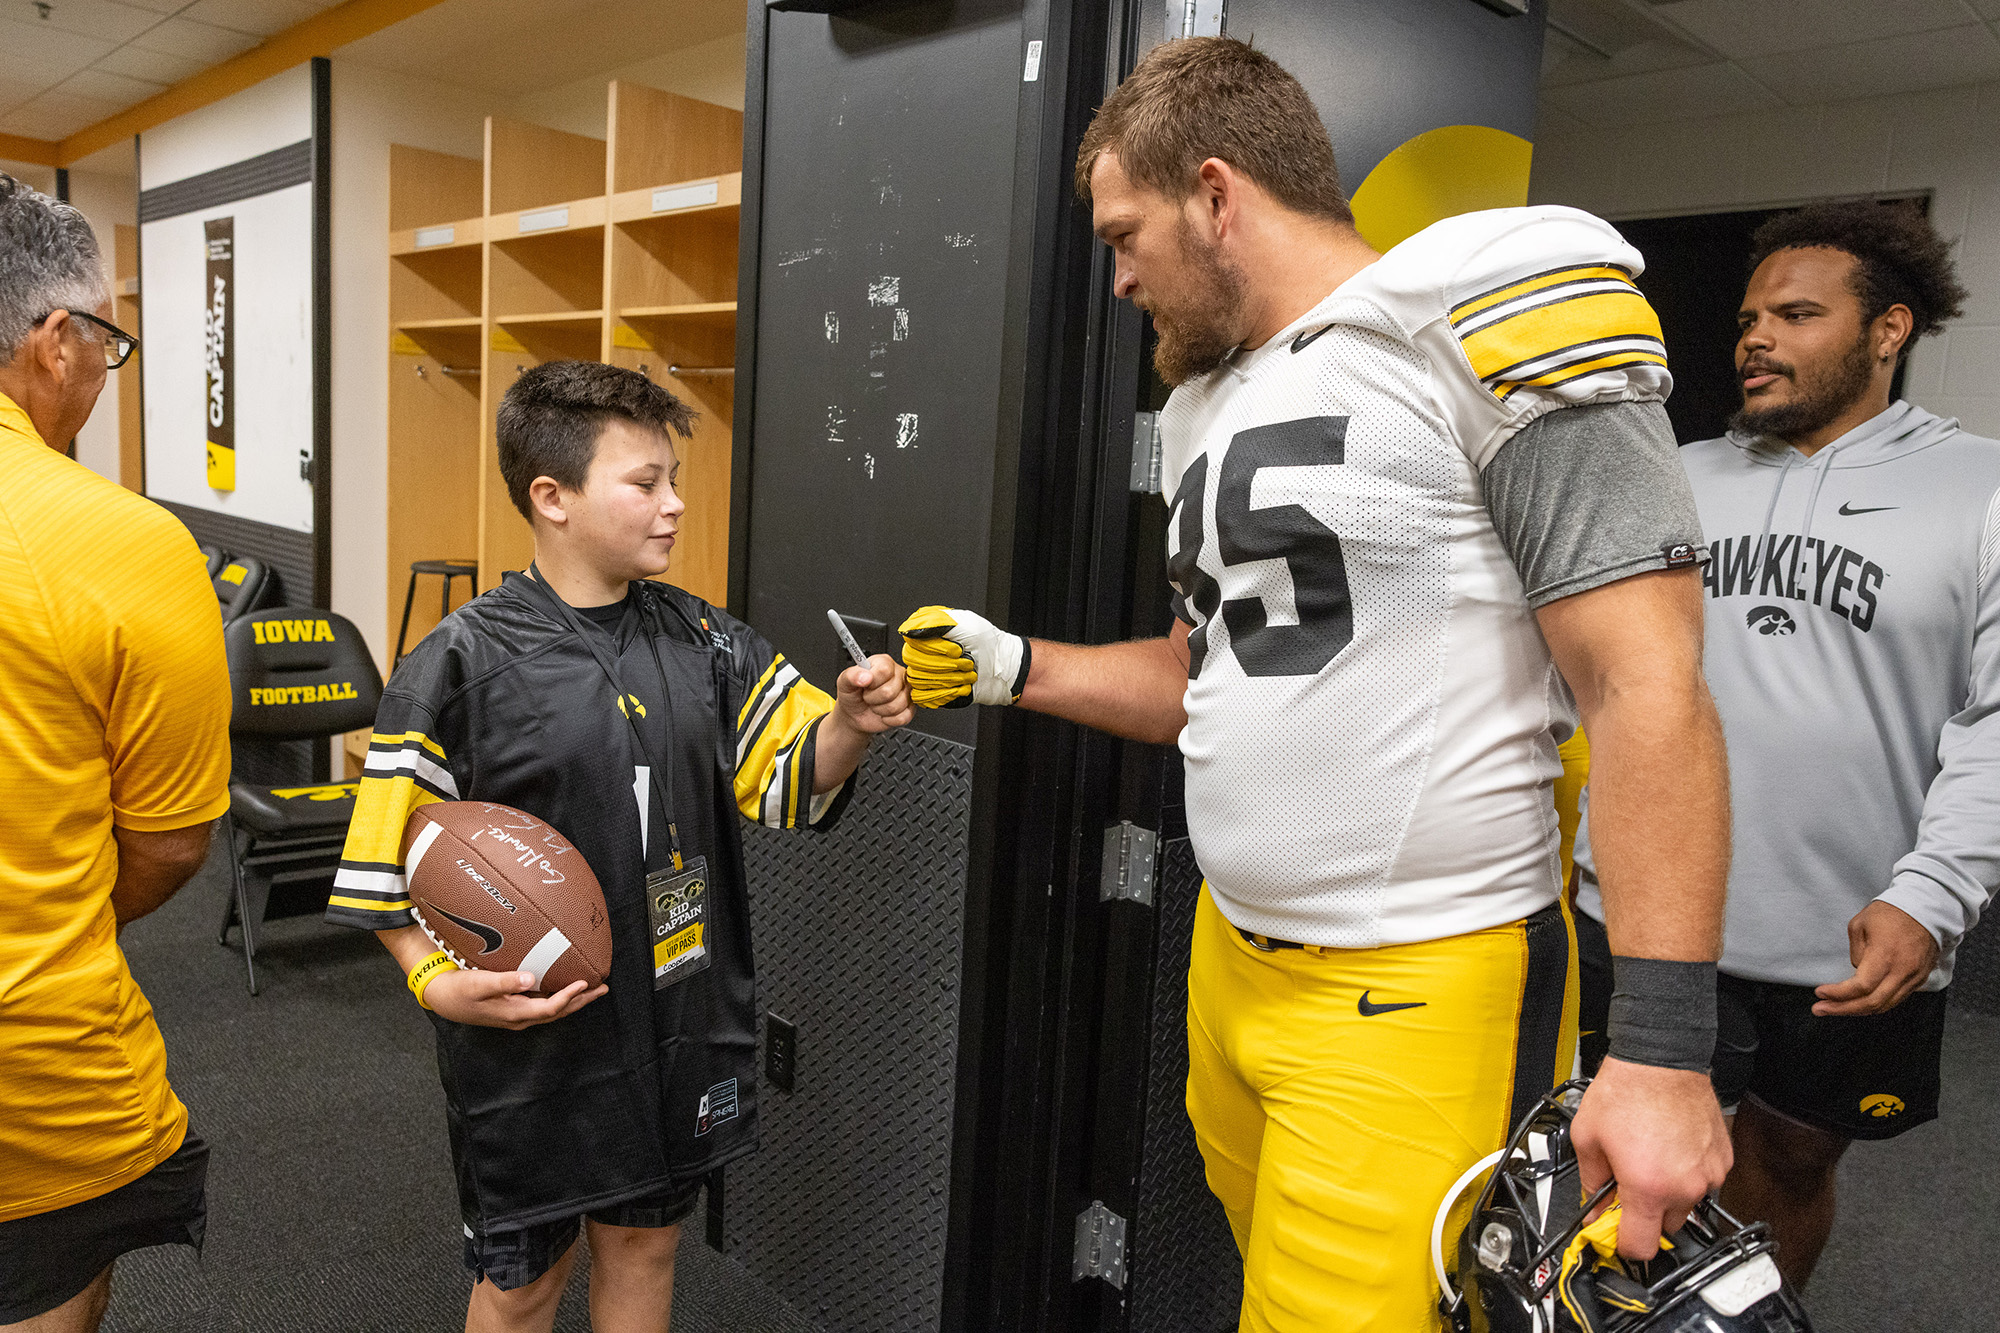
top-left (384, 80), bottom-right (743, 653)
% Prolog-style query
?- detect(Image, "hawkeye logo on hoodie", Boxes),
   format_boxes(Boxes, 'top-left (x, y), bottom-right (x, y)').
top-left (1702, 533), bottom-right (1885, 632)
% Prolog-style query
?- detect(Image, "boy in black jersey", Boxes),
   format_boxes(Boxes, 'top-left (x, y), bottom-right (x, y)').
top-left (328, 361), bottom-right (911, 1332)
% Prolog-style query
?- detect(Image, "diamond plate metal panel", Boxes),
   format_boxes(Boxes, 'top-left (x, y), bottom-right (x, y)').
top-left (1130, 836), bottom-right (1241, 1333)
top-left (729, 728), bottom-right (974, 1333)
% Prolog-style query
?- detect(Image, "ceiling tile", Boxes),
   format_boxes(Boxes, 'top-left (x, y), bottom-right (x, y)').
top-left (1967, 0), bottom-right (2000, 17)
top-left (1541, 32), bottom-right (1718, 89)
top-left (1741, 24), bottom-right (2000, 104)
top-left (92, 42), bottom-right (206, 82)
top-left (111, 0), bottom-right (185, 10)
top-left (0, 88), bottom-right (123, 139)
top-left (0, 15), bottom-right (117, 73)
top-left (59, 66), bottom-right (166, 104)
top-left (0, 71), bottom-right (54, 110)
top-left (1542, 60), bottom-right (1782, 130)
top-left (1653, 0), bottom-right (1972, 59)
top-left (128, 15), bottom-right (262, 61)
top-left (181, 0), bottom-right (338, 38)
top-left (5, 0), bottom-right (163, 44)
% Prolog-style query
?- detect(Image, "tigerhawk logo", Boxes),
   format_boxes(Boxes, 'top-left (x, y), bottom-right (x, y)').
top-left (251, 682), bottom-right (360, 706)
top-left (252, 618), bottom-right (336, 644)
top-left (1860, 1093), bottom-right (1905, 1118)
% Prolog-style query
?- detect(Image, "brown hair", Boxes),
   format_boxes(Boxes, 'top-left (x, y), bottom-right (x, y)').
top-left (1074, 37), bottom-right (1351, 225)
top-left (1748, 200), bottom-right (1966, 350)
top-left (497, 360), bottom-right (695, 521)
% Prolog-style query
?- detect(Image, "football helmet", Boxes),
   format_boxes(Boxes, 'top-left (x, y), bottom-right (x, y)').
top-left (1433, 1079), bottom-right (1814, 1333)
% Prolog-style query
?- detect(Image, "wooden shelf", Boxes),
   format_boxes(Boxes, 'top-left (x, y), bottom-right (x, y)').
top-left (398, 316), bottom-right (482, 331)
top-left (495, 310), bottom-right (605, 327)
top-left (619, 302), bottom-right (736, 322)
top-left (390, 216), bottom-right (484, 256)
top-left (488, 196), bottom-right (608, 242)
top-left (610, 172), bottom-right (743, 226)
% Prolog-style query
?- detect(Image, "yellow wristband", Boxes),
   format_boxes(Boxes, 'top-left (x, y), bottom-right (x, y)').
top-left (407, 950), bottom-right (459, 1010)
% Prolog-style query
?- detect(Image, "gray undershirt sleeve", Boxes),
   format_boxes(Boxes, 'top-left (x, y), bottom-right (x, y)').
top-left (1482, 399), bottom-right (1707, 608)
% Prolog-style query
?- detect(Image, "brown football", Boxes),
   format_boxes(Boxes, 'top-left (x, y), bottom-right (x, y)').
top-left (401, 801), bottom-right (613, 995)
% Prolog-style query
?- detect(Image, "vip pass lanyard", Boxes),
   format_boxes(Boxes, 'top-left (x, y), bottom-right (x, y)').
top-left (527, 565), bottom-right (686, 872)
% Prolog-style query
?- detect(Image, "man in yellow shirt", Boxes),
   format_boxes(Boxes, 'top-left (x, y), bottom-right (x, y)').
top-left (0, 175), bottom-right (232, 1332)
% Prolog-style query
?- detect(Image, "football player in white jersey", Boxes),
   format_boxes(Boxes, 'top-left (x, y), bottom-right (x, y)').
top-left (899, 39), bottom-right (1732, 1332)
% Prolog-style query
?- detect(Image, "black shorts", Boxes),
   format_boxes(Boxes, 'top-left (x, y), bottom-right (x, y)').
top-left (0, 1130), bottom-right (208, 1323)
top-left (1576, 910), bottom-right (1946, 1141)
top-left (463, 1180), bottom-right (703, 1291)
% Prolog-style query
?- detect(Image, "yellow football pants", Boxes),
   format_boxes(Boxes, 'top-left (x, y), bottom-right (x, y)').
top-left (1186, 888), bottom-right (1578, 1332)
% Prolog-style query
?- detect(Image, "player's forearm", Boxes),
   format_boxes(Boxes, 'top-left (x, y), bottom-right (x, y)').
top-left (378, 922), bottom-right (441, 971)
top-left (813, 713), bottom-right (870, 793)
top-left (1018, 636), bottom-right (1188, 744)
top-left (1583, 675), bottom-right (1729, 963)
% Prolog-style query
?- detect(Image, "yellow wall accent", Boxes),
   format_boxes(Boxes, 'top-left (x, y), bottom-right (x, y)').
top-left (1348, 124), bottom-right (1535, 254)
top-left (0, 133), bottom-right (59, 167)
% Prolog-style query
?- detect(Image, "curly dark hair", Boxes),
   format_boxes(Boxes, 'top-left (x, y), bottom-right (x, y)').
top-left (1747, 200), bottom-right (1967, 350)
top-left (497, 360), bottom-right (696, 521)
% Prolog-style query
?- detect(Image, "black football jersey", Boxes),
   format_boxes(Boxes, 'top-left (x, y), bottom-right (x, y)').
top-left (329, 572), bottom-right (847, 1230)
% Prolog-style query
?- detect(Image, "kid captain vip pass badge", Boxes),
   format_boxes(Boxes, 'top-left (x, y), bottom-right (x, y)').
top-left (649, 857), bottom-right (711, 988)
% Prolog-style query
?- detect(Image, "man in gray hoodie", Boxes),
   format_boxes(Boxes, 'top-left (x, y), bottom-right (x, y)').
top-left (1574, 200), bottom-right (1996, 1288)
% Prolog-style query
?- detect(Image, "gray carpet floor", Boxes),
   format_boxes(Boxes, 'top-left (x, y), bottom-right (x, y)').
top-left (101, 840), bottom-right (815, 1333)
top-left (100, 840), bottom-right (2000, 1331)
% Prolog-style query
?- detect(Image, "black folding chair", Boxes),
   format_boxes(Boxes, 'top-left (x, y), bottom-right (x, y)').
top-left (197, 543), bottom-right (229, 581)
top-left (214, 555), bottom-right (282, 624)
top-left (216, 607), bottom-right (383, 994)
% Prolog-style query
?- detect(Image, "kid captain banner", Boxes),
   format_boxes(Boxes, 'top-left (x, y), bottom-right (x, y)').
top-left (203, 217), bottom-right (235, 491)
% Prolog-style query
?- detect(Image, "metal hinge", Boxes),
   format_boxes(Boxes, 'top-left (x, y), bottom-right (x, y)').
top-left (1100, 821), bottom-right (1157, 906)
top-left (1169, 0), bottom-right (1226, 38)
top-left (1072, 1200), bottom-right (1130, 1288)
top-left (1129, 411), bottom-right (1162, 494)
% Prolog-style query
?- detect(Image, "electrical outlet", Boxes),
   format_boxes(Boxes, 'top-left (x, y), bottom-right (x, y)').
top-left (764, 1011), bottom-right (797, 1093)
top-left (832, 612), bottom-right (889, 660)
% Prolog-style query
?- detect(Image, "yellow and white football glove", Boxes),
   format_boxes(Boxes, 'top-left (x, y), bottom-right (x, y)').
top-left (898, 606), bottom-right (1031, 709)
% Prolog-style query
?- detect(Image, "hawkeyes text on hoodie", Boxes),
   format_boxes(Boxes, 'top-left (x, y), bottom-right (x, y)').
top-left (1577, 400), bottom-right (2000, 989)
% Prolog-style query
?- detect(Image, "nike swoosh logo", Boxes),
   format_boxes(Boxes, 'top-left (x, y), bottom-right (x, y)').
top-left (1837, 503), bottom-right (1898, 515)
top-left (1291, 324), bottom-right (1333, 353)
top-left (1357, 990), bottom-right (1427, 1017)
top-left (431, 903), bottom-right (504, 955)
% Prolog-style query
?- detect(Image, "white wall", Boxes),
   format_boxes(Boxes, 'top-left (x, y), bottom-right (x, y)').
top-left (66, 165), bottom-right (138, 484)
top-left (1529, 80), bottom-right (2000, 439)
top-left (327, 60), bottom-right (491, 678)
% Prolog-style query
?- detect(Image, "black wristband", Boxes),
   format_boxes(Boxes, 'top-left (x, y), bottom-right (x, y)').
top-left (1009, 637), bottom-right (1033, 702)
top-left (1605, 955), bottom-right (1718, 1073)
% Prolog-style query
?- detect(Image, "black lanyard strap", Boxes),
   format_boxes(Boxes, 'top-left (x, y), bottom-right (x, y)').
top-left (521, 565), bottom-right (685, 869)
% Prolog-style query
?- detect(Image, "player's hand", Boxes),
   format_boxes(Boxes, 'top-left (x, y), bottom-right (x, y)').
top-left (423, 968), bottom-right (607, 1030)
top-left (1571, 1057), bottom-right (1731, 1260)
top-left (1813, 899), bottom-right (1939, 1016)
top-left (898, 606), bottom-right (1029, 709)
top-left (835, 653), bottom-right (914, 734)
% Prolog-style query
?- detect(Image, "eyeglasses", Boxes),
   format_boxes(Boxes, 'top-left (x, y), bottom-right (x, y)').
top-left (37, 308), bottom-right (140, 370)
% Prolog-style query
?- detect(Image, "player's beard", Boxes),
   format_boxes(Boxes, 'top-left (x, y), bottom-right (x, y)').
top-left (1149, 216), bottom-right (1248, 387)
top-left (1730, 329), bottom-right (1876, 442)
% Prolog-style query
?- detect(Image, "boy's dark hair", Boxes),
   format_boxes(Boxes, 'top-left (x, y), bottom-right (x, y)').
top-left (497, 360), bottom-right (697, 521)
top-left (1748, 200), bottom-right (1967, 351)
top-left (1074, 37), bottom-right (1352, 226)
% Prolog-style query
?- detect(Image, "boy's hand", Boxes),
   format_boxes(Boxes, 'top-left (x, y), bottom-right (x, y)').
top-left (834, 653), bottom-right (914, 734)
top-left (424, 968), bottom-right (608, 1029)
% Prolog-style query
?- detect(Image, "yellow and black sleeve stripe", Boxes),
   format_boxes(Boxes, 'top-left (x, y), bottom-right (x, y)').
top-left (1451, 262), bottom-right (1666, 402)
top-left (734, 655), bottom-right (842, 829)
top-left (325, 730), bottom-right (458, 929)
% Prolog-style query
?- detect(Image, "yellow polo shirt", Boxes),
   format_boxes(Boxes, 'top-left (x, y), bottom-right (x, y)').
top-left (0, 393), bottom-right (231, 1223)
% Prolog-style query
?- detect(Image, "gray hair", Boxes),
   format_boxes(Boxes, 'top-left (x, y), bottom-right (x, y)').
top-left (0, 174), bottom-right (109, 366)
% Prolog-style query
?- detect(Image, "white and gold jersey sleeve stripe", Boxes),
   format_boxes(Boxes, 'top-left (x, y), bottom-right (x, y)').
top-left (364, 731), bottom-right (459, 800)
top-left (1455, 272), bottom-right (1665, 403)
top-left (735, 676), bottom-right (836, 828)
top-left (1449, 262), bottom-right (1635, 328)
top-left (736, 658), bottom-right (804, 767)
top-left (330, 730), bottom-right (453, 925)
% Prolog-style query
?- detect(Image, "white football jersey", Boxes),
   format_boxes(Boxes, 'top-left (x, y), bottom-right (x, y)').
top-left (1161, 205), bottom-right (1671, 947)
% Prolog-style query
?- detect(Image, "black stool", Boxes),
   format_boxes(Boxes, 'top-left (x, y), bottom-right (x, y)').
top-left (395, 559), bottom-right (478, 666)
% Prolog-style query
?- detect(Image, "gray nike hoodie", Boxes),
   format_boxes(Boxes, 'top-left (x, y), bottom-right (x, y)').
top-left (1577, 400), bottom-right (2000, 989)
